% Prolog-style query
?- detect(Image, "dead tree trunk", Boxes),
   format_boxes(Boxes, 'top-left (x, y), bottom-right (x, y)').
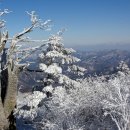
top-left (0, 98), bottom-right (8, 130)
top-left (0, 46), bottom-right (19, 130)
top-left (0, 31), bottom-right (17, 129)
top-left (0, 65), bottom-right (19, 130)
top-left (0, 43), bottom-right (9, 129)
top-left (4, 65), bottom-right (19, 118)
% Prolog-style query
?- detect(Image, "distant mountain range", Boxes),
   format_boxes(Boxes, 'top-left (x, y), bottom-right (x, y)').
top-left (18, 49), bottom-right (130, 92)
top-left (76, 49), bottom-right (130, 76)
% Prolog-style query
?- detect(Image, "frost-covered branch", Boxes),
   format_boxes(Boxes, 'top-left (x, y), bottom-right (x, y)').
top-left (0, 9), bottom-right (12, 28)
top-left (0, 9), bottom-right (10, 52)
top-left (0, 20), bottom-right (5, 28)
top-left (7, 11), bottom-right (52, 70)
top-left (0, 31), bottom-right (8, 53)
top-left (0, 9), bottom-right (12, 16)
top-left (26, 11), bottom-right (52, 30)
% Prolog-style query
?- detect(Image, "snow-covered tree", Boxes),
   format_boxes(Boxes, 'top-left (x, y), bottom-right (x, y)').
top-left (0, 9), bottom-right (11, 130)
top-left (15, 29), bottom-right (86, 129)
top-left (102, 62), bottom-right (130, 130)
top-left (0, 9), bottom-right (51, 130)
top-left (39, 64), bottom-right (130, 130)
top-left (15, 61), bottom-right (130, 130)
top-left (38, 29), bottom-right (86, 95)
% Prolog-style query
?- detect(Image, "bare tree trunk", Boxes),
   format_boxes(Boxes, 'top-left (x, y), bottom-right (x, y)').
top-left (0, 98), bottom-right (8, 130)
top-left (0, 29), bottom-right (18, 129)
top-left (4, 66), bottom-right (18, 118)
top-left (0, 64), bottom-right (19, 130)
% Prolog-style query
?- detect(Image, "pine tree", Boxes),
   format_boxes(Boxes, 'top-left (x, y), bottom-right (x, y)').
top-left (39, 29), bottom-right (86, 96)
top-left (15, 29), bottom-right (86, 129)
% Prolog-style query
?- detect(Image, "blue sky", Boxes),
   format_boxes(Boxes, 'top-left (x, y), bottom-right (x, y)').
top-left (0, 0), bottom-right (130, 46)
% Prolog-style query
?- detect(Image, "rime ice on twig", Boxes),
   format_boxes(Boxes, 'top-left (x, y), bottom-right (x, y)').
top-left (0, 9), bottom-right (12, 16)
top-left (26, 11), bottom-right (52, 30)
top-left (0, 9), bottom-right (12, 28)
top-left (7, 11), bottom-right (52, 68)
